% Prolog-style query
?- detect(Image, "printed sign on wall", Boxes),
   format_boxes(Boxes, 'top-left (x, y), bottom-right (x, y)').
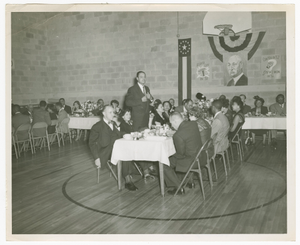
top-left (261, 55), bottom-right (281, 80)
top-left (196, 62), bottom-right (210, 80)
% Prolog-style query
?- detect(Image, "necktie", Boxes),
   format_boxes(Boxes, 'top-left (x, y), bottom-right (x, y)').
top-left (143, 86), bottom-right (146, 95)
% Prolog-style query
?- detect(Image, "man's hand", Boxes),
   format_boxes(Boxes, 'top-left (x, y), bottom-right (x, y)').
top-left (142, 96), bottom-right (147, 102)
top-left (95, 158), bottom-right (101, 168)
top-left (146, 92), bottom-right (152, 100)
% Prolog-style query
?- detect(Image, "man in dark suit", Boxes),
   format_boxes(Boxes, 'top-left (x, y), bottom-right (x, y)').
top-left (226, 55), bottom-right (248, 86)
top-left (164, 112), bottom-right (203, 195)
top-left (240, 94), bottom-right (251, 115)
top-left (12, 104), bottom-right (31, 130)
top-left (32, 101), bottom-right (51, 126)
top-left (32, 100), bottom-right (52, 136)
top-left (125, 71), bottom-right (154, 131)
top-left (89, 105), bottom-right (138, 191)
top-left (169, 98), bottom-right (176, 112)
top-left (174, 99), bottom-right (193, 114)
top-left (59, 98), bottom-right (72, 114)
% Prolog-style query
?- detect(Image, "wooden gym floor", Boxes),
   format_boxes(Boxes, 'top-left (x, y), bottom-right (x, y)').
top-left (10, 134), bottom-right (287, 234)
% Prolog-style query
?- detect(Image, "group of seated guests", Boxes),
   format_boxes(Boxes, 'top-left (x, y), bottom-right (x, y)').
top-left (88, 92), bottom-right (286, 193)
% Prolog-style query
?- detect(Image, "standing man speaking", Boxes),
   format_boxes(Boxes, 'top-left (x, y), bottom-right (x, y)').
top-left (125, 71), bottom-right (154, 131)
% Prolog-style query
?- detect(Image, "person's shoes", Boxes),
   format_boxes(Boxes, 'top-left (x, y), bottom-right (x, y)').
top-left (167, 187), bottom-right (185, 195)
top-left (186, 182), bottom-right (195, 189)
top-left (125, 182), bottom-right (138, 191)
top-left (144, 173), bottom-right (155, 180)
top-left (271, 139), bottom-right (277, 150)
top-left (148, 167), bottom-right (158, 176)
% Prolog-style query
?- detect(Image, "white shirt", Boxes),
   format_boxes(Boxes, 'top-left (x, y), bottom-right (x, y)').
top-left (103, 118), bottom-right (114, 131)
top-left (103, 118), bottom-right (120, 131)
top-left (233, 72), bottom-right (244, 85)
top-left (138, 82), bottom-right (146, 94)
top-left (214, 111), bottom-right (222, 119)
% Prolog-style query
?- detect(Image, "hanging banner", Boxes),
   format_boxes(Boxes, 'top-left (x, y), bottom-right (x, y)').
top-left (178, 38), bottom-right (192, 105)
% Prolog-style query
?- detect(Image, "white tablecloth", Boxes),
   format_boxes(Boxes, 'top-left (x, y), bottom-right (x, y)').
top-left (243, 117), bottom-right (286, 130)
top-left (68, 116), bottom-right (100, 129)
top-left (110, 137), bottom-right (176, 166)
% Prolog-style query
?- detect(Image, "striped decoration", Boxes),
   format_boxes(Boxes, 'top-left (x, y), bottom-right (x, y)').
top-left (178, 38), bottom-right (192, 105)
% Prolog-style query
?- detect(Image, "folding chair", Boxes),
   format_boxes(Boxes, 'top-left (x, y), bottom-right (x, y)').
top-left (174, 139), bottom-right (213, 200)
top-left (31, 122), bottom-right (51, 152)
top-left (56, 117), bottom-right (72, 146)
top-left (104, 161), bottom-right (143, 182)
top-left (212, 135), bottom-right (230, 177)
top-left (12, 130), bottom-right (18, 159)
top-left (230, 124), bottom-right (244, 162)
top-left (14, 123), bottom-right (34, 157)
top-left (48, 120), bottom-right (60, 147)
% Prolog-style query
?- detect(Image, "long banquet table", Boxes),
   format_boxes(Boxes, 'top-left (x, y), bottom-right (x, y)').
top-left (243, 116), bottom-right (286, 130)
top-left (110, 137), bottom-right (176, 196)
top-left (68, 116), bottom-right (101, 130)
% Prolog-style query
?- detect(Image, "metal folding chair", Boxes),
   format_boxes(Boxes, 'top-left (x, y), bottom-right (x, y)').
top-left (31, 122), bottom-right (50, 152)
top-left (174, 139), bottom-right (213, 199)
top-left (14, 123), bottom-right (34, 157)
top-left (56, 117), bottom-right (72, 146)
top-left (230, 124), bottom-right (244, 162)
top-left (104, 161), bottom-right (143, 183)
top-left (12, 130), bottom-right (18, 159)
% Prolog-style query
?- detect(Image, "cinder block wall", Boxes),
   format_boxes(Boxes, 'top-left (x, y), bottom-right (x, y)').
top-left (11, 11), bottom-right (286, 108)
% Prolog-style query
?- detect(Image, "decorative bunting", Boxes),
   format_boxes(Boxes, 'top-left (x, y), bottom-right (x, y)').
top-left (178, 38), bottom-right (192, 105)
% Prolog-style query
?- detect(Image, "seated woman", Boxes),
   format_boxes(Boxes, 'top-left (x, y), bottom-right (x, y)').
top-left (220, 98), bottom-right (233, 125)
top-left (117, 108), bottom-right (157, 179)
top-left (148, 100), bottom-right (168, 128)
top-left (162, 101), bottom-right (172, 123)
top-left (46, 103), bottom-right (57, 134)
top-left (72, 101), bottom-right (85, 141)
top-left (111, 99), bottom-right (122, 117)
top-left (188, 106), bottom-right (211, 145)
top-left (249, 96), bottom-right (269, 146)
top-left (119, 109), bottom-right (134, 134)
top-left (228, 96), bottom-right (245, 141)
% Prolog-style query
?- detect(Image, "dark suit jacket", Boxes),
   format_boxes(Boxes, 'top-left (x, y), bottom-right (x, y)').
top-left (125, 83), bottom-right (152, 131)
top-left (251, 106), bottom-right (268, 115)
top-left (63, 105), bottom-right (72, 114)
top-left (89, 120), bottom-right (123, 165)
top-left (170, 121), bottom-right (203, 172)
top-left (120, 119), bottom-right (134, 134)
top-left (32, 108), bottom-right (51, 126)
top-left (242, 104), bottom-right (251, 115)
top-left (152, 110), bottom-right (168, 126)
top-left (12, 112), bottom-right (31, 130)
top-left (227, 74), bottom-right (248, 86)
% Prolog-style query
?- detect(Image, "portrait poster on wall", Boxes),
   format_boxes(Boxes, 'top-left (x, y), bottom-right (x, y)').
top-left (223, 51), bottom-right (248, 87)
top-left (261, 55), bottom-right (281, 80)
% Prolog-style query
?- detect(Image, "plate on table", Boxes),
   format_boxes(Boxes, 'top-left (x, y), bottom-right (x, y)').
top-left (123, 134), bottom-right (133, 140)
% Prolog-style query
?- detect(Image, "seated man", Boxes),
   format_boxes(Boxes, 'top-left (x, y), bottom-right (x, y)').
top-left (211, 99), bottom-right (230, 154)
top-left (59, 98), bottom-right (72, 115)
top-left (32, 100), bottom-right (51, 126)
top-left (269, 94), bottom-right (286, 149)
top-left (164, 112), bottom-right (203, 195)
top-left (89, 105), bottom-right (138, 191)
top-left (32, 100), bottom-right (52, 137)
top-left (12, 104), bottom-right (31, 130)
top-left (55, 102), bottom-right (69, 134)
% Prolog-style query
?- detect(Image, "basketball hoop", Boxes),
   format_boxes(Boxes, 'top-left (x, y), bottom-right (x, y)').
top-left (214, 24), bottom-right (235, 36)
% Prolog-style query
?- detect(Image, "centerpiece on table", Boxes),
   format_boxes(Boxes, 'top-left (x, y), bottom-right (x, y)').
top-left (193, 98), bottom-right (214, 124)
top-left (81, 100), bottom-right (98, 117)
